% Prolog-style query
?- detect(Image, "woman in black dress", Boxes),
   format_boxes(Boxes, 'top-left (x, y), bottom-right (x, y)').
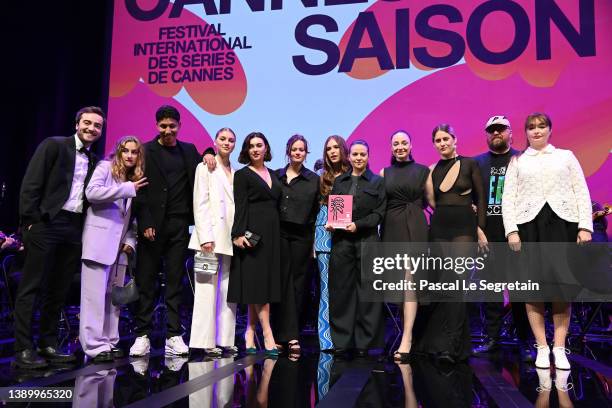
top-left (415, 124), bottom-right (487, 363)
top-left (325, 140), bottom-right (386, 356)
top-left (273, 134), bottom-right (319, 354)
top-left (228, 132), bottom-right (282, 355)
top-left (380, 131), bottom-right (429, 362)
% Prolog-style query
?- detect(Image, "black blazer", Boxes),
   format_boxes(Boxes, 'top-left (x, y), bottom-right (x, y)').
top-left (330, 168), bottom-right (386, 231)
top-left (19, 135), bottom-right (99, 226)
top-left (134, 137), bottom-right (201, 233)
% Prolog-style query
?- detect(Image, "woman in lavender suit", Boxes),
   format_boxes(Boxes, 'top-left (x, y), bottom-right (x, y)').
top-left (79, 136), bottom-right (148, 362)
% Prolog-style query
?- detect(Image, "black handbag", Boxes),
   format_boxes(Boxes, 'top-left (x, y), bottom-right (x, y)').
top-left (245, 230), bottom-right (261, 247)
top-left (111, 254), bottom-right (139, 306)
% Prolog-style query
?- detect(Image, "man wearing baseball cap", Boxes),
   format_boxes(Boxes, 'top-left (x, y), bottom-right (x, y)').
top-left (473, 115), bottom-right (533, 361)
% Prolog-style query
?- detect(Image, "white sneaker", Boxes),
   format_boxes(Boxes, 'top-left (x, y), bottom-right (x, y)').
top-left (534, 343), bottom-right (550, 369)
top-left (165, 336), bottom-right (189, 356)
top-left (165, 356), bottom-right (188, 371)
top-left (535, 368), bottom-right (552, 393)
top-left (130, 356), bottom-right (149, 375)
top-left (130, 335), bottom-right (151, 357)
top-left (554, 369), bottom-right (573, 392)
top-left (552, 346), bottom-right (571, 370)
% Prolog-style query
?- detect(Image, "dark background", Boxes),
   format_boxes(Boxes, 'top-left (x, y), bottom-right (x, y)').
top-left (2, 1), bottom-right (113, 231)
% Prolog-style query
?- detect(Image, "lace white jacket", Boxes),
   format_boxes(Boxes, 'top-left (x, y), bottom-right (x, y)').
top-left (502, 144), bottom-right (593, 236)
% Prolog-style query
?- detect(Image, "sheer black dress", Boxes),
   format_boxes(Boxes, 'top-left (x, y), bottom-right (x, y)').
top-left (414, 156), bottom-right (485, 362)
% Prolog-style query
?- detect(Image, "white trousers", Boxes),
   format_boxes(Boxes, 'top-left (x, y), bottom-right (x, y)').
top-left (189, 254), bottom-right (236, 348)
top-left (188, 358), bottom-right (234, 407)
top-left (79, 260), bottom-right (125, 358)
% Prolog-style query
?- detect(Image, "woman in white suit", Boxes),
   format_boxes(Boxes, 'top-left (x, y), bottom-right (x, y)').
top-left (188, 128), bottom-right (237, 356)
top-left (80, 136), bottom-right (148, 362)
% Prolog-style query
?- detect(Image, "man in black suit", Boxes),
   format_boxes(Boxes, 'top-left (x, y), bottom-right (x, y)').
top-left (130, 105), bottom-right (201, 357)
top-left (15, 106), bottom-right (104, 368)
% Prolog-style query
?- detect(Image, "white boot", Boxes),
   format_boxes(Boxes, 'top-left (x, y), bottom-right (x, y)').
top-left (552, 346), bottom-right (571, 370)
top-left (535, 368), bottom-right (552, 393)
top-left (534, 343), bottom-right (550, 369)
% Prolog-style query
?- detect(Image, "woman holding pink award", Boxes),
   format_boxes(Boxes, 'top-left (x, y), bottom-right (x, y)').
top-left (315, 135), bottom-right (350, 352)
top-left (325, 140), bottom-right (386, 357)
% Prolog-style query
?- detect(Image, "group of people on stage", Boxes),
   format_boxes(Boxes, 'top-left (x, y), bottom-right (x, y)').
top-left (13, 105), bottom-right (593, 374)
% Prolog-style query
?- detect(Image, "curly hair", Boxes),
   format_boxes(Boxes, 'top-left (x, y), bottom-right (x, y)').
top-left (320, 135), bottom-right (350, 204)
top-left (109, 136), bottom-right (145, 182)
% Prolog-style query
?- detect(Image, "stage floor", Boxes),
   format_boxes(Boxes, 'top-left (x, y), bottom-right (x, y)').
top-left (0, 329), bottom-right (611, 407)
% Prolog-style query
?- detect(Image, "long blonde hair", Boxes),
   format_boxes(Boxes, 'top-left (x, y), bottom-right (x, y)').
top-left (109, 136), bottom-right (145, 182)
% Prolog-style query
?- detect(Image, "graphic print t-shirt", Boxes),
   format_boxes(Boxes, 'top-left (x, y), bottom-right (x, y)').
top-left (475, 150), bottom-right (516, 241)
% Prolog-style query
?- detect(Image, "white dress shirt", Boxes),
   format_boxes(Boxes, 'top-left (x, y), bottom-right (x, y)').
top-left (62, 134), bottom-right (90, 213)
top-left (502, 144), bottom-right (593, 236)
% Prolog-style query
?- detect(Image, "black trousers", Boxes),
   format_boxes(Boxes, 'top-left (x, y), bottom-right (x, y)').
top-left (481, 244), bottom-right (530, 341)
top-left (329, 230), bottom-right (383, 350)
top-left (483, 301), bottom-right (530, 341)
top-left (134, 215), bottom-right (189, 337)
top-left (14, 210), bottom-right (83, 351)
top-left (272, 223), bottom-right (313, 342)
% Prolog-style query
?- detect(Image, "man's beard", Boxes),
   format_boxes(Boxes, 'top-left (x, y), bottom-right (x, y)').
top-left (488, 138), bottom-right (509, 153)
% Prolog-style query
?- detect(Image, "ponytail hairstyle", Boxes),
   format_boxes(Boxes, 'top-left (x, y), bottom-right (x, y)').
top-left (390, 130), bottom-right (414, 164)
top-left (350, 139), bottom-right (371, 169)
top-left (431, 123), bottom-right (456, 142)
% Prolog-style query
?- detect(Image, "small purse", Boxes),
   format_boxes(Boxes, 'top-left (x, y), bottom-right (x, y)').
top-left (244, 230), bottom-right (261, 247)
top-left (111, 255), bottom-right (139, 306)
top-left (193, 251), bottom-right (219, 275)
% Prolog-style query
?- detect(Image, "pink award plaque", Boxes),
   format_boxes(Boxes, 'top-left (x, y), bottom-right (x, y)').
top-left (328, 195), bottom-right (353, 229)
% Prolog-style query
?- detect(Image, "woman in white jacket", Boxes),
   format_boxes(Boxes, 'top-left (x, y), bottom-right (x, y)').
top-left (188, 128), bottom-right (237, 356)
top-left (502, 113), bottom-right (592, 371)
top-left (80, 136), bottom-right (148, 362)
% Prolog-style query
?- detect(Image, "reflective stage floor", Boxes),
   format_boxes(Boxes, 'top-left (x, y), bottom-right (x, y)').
top-left (0, 331), bottom-right (610, 407)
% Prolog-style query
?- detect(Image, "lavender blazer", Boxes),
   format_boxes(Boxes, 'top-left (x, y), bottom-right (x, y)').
top-left (82, 161), bottom-right (137, 266)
